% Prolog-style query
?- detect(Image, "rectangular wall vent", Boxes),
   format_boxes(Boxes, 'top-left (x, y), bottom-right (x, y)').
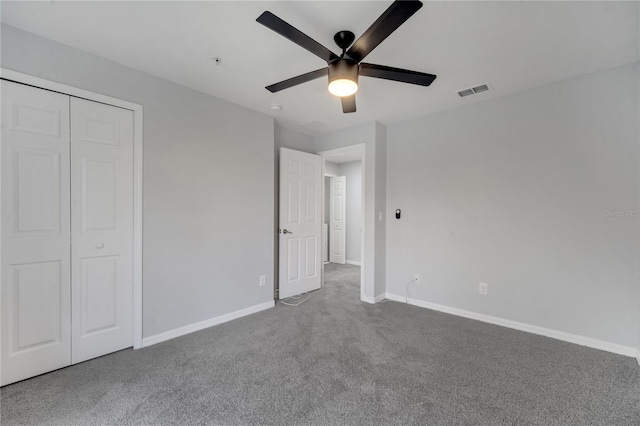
top-left (457, 83), bottom-right (491, 98)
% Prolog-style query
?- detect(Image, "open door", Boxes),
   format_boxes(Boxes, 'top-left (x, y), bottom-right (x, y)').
top-left (329, 176), bottom-right (346, 264)
top-left (278, 148), bottom-right (322, 299)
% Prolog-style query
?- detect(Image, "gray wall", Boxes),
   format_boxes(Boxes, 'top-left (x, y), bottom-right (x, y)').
top-left (2, 24), bottom-right (276, 338)
top-left (324, 161), bottom-right (339, 176)
top-left (324, 176), bottom-right (331, 261)
top-left (274, 124), bottom-right (314, 153)
top-left (338, 161), bottom-right (362, 263)
top-left (374, 122), bottom-right (387, 297)
top-left (324, 162), bottom-right (339, 256)
top-left (386, 63), bottom-right (640, 347)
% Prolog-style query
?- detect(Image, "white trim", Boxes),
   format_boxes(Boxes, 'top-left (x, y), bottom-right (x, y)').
top-left (346, 260), bottom-right (361, 266)
top-left (360, 295), bottom-right (375, 304)
top-left (374, 293), bottom-right (386, 303)
top-left (0, 69), bottom-right (144, 350)
top-left (1, 69), bottom-right (140, 112)
top-left (384, 293), bottom-right (637, 358)
top-left (360, 152), bottom-right (366, 301)
top-left (142, 300), bottom-right (275, 347)
top-left (318, 143), bottom-right (367, 161)
top-left (132, 108), bottom-right (143, 350)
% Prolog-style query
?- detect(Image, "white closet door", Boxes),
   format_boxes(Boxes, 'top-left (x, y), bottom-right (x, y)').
top-left (329, 176), bottom-right (346, 264)
top-left (70, 98), bottom-right (134, 364)
top-left (1, 80), bottom-right (71, 386)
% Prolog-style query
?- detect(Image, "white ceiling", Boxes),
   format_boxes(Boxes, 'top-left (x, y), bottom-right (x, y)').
top-left (2, 1), bottom-right (638, 136)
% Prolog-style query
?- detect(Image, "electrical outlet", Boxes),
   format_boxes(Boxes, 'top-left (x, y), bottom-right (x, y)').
top-left (414, 274), bottom-right (420, 284)
top-left (259, 275), bottom-right (266, 287)
top-left (479, 282), bottom-right (488, 296)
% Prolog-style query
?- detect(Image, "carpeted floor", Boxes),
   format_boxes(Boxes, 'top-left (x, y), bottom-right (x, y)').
top-left (2, 263), bottom-right (640, 425)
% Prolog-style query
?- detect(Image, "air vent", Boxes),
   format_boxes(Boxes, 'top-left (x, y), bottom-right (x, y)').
top-left (472, 84), bottom-right (489, 94)
top-left (458, 83), bottom-right (491, 98)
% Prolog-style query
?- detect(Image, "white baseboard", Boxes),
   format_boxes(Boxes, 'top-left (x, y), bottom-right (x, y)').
top-left (374, 293), bottom-right (386, 303)
top-left (362, 294), bottom-right (390, 304)
top-left (361, 295), bottom-right (375, 304)
top-left (346, 260), bottom-right (361, 266)
top-left (637, 352), bottom-right (640, 366)
top-left (384, 293), bottom-right (637, 358)
top-left (142, 300), bottom-right (275, 348)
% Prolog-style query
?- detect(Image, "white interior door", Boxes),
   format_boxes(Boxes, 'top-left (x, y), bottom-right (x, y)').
top-left (70, 98), bottom-right (134, 364)
top-left (279, 148), bottom-right (322, 299)
top-left (1, 80), bottom-right (72, 386)
top-left (329, 176), bottom-right (346, 264)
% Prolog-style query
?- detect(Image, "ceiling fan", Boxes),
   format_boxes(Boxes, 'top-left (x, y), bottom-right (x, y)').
top-left (256, 0), bottom-right (436, 114)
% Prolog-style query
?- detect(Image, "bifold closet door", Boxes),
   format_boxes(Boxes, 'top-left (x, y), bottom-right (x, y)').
top-left (1, 80), bottom-right (72, 386)
top-left (70, 98), bottom-right (134, 364)
top-left (1, 81), bottom-right (135, 385)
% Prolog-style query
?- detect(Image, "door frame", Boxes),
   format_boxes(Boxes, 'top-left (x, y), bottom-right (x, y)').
top-left (0, 68), bottom-right (144, 349)
top-left (319, 144), bottom-right (367, 302)
top-left (323, 173), bottom-right (337, 266)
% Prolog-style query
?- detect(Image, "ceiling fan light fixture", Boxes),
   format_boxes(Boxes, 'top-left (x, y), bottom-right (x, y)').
top-left (328, 78), bottom-right (358, 97)
top-left (328, 59), bottom-right (359, 97)
top-left (257, 1), bottom-right (434, 113)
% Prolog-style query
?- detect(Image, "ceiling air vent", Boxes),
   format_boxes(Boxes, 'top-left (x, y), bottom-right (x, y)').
top-left (457, 83), bottom-right (491, 98)
top-left (472, 84), bottom-right (489, 94)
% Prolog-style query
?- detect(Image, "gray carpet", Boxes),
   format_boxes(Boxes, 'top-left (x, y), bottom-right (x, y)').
top-left (2, 263), bottom-right (639, 425)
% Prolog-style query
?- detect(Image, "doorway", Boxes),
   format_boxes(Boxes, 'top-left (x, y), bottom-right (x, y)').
top-left (320, 144), bottom-right (365, 298)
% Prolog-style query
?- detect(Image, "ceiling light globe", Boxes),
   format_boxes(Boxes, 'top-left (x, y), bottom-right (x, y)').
top-left (328, 59), bottom-right (359, 97)
top-left (328, 79), bottom-right (358, 97)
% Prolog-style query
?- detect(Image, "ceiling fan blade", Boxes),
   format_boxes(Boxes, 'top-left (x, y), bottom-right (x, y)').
top-left (266, 68), bottom-right (328, 93)
top-left (341, 95), bottom-right (356, 113)
top-left (359, 63), bottom-right (436, 86)
top-left (257, 11), bottom-right (339, 63)
top-left (346, 0), bottom-right (423, 63)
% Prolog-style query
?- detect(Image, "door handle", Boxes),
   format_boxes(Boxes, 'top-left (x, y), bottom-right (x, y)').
top-left (96, 242), bottom-right (105, 249)
top-left (282, 229), bottom-right (293, 234)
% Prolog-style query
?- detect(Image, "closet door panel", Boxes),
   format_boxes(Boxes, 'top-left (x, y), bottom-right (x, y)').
top-left (1, 80), bottom-right (71, 386)
top-left (70, 98), bottom-right (133, 364)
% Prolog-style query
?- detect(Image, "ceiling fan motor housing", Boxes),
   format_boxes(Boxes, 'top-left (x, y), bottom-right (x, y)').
top-left (334, 30), bottom-right (356, 51)
top-left (328, 59), bottom-right (359, 86)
